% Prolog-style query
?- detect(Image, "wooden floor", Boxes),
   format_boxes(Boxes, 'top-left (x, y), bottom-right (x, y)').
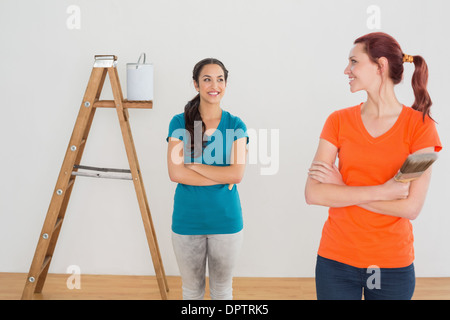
top-left (1, 273), bottom-right (449, 300)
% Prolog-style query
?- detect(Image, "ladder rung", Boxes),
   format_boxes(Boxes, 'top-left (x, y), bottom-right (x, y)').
top-left (93, 100), bottom-right (153, 109)
top-left (71, 171), bottom-right (132, 180)
top-left (72, 165), bottom-right (133, 180)
top-left (74, 165), bottom-right (131, 173)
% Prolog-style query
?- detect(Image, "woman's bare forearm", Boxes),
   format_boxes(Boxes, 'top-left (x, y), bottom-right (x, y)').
top-left (169, 165), bottom-right (221, 186)
top-left (186, 163), bottom-right (244, 184)
top-left (305, 178), bottom-right (387, 207)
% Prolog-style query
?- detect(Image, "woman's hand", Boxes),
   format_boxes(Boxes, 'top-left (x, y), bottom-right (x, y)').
top-left (308, 161), bottom-right (345, 186)
top-left (380, 177), bottom-right (411, 200)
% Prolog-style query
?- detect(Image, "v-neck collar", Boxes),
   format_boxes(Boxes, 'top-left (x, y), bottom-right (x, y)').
top-left (356, 103), bottom-right (406, 143)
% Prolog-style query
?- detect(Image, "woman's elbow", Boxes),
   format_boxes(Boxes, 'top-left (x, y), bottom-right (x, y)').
top-left (230, 165), bottom-right (245, 184)
top-left (407, 206), bottom-right (422, 221)
top-left (169, 173), bottom-right (178, 183)
top-left (231, 174), bottom-right (243, 184)
top-left (402, 199), bottom-right (424, 220)
top-left (304, 187), bottom-right (318, 205)
top-left (408, 212), bottom-right (419, 221)
top-left (304, 180), bottom-right (320, 205)
top-left (305, 194), bottom-right (318, 206)
top-left (168, 168), bottom-right (181, 183)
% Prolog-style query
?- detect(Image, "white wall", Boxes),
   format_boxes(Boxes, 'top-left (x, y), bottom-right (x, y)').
top-left (1, 0), bottom-right (449, 278)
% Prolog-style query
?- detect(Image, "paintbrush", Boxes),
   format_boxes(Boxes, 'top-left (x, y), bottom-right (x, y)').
top-left (394, 153), bottom-right (438, 182)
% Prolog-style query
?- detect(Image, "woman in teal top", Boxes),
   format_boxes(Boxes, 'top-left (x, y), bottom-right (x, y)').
top-left (167, 58), bottom-right (248, 300)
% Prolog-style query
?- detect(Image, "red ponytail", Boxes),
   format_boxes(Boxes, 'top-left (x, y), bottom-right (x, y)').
top-left (411, 55), bottom-right (432, 120)
top-left (354, 32), bottom-right (432, 121)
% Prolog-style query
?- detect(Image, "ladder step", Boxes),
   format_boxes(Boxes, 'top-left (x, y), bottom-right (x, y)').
top-left (71, 171), bottom-right (132, 180)
top-left (93, 99), bottom-right (153, 109)
top-left (74, 165), bottom-right (131, 173)
top-left (72, 165), bottom-right (132, 180)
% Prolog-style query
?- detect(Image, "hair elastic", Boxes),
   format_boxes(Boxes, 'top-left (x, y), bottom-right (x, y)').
top-left (403, 54), bottom-right (414, 63)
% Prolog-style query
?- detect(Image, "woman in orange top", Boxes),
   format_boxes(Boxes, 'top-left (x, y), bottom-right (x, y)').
top-left (305, 32), bottom-right (442, 300)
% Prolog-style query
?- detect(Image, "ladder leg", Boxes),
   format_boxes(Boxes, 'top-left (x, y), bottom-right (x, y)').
top-left (34, 177), bottom-right (74, 294)
top-left (141, 183), bottom-right (170, 293)
top-left (21, 67), bottom-right (107, 300)
top-left (108, 67), bottom-right (169, 299)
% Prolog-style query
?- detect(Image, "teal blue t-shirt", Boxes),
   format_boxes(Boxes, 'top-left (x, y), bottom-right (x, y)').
top-left (167, 110), bottom-right (249, 235)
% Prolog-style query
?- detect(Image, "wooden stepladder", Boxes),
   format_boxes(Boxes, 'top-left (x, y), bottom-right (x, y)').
top-left (22, 55), bottom-right (168, 300)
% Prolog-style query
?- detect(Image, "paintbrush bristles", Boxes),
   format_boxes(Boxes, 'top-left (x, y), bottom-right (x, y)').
top-left (399, 153), bottom-right (438, 174)
top-left (394, 153), bottom-right (438, 182)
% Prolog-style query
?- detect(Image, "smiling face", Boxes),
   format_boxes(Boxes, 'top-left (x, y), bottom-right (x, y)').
top-left (194, 63), bottom-right (226, 105)
top-left (344, 43), bottom-right (382, 94)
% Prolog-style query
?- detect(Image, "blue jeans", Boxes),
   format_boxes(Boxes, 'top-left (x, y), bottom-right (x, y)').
top-left (315, 255), bottom-right (415, 300)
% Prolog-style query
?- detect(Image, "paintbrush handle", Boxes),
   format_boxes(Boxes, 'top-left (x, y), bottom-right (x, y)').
top-left (394, 171), bottom-right (424, 183)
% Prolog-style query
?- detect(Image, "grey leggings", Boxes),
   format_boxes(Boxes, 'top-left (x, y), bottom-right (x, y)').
top-left (171, 230), bottom-right (243, 300)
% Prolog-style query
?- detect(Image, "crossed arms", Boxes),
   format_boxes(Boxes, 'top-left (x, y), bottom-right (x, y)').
top-left (167, 137), bottom-right (247, 186)
top-left (304, 139), bottom-right (434, 220)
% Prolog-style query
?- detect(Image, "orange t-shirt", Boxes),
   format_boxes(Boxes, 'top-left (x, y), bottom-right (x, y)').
top-left (318, 103), bottom-right (442, 268)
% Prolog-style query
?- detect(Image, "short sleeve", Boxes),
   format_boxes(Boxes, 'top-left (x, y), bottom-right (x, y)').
top-left (166, 114), bottom-right (186, 142)
top-left (411, 115), bottom-right (442, 153)
top-left (233, 116), bottom-right (249, 144)
top-left (320, 111), bottom-right (339, 147)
